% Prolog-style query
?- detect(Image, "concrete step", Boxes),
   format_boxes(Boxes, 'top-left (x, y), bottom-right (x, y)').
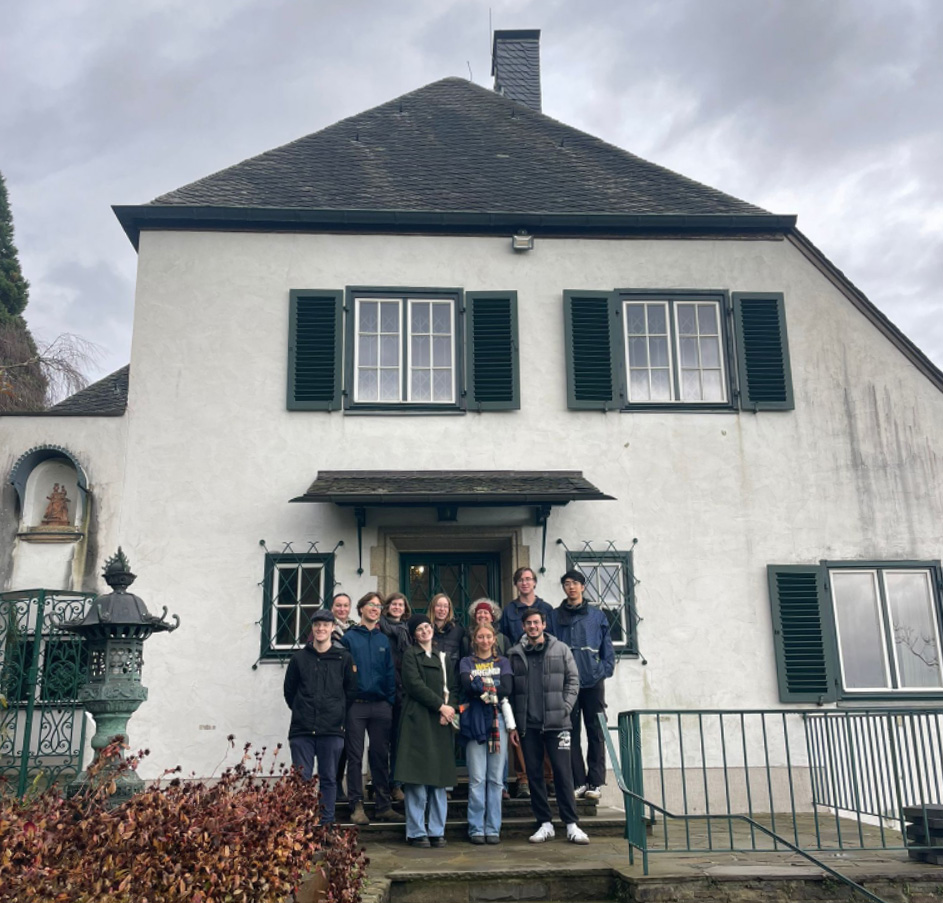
top-left (341, 805), bottom-right (628, 842)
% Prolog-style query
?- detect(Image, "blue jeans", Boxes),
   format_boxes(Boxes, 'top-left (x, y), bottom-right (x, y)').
top-left (465, 714), bottom-right (507, 837)
top-left (403, 783), bottom-right (447, 840)
top-left (289, 734), bottom-right (345, 824)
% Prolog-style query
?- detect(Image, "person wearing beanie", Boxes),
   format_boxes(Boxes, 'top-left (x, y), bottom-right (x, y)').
top-left (461, 599), bottom-right (508, 656)
top-left (283, 608), bottom-right (356, 825)
top-left (554, 570), bottom-right (615, 803)
top-left (394, 612), bottom-right (458, 848)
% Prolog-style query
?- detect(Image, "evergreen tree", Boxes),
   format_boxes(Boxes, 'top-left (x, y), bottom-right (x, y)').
top-left (0, 171), bottom-right (30, 322)
top-left (0, 170), bottom-right (47, 410)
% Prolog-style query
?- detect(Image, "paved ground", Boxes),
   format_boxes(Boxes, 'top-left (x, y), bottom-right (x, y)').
top-left (361, 811), bottom-right (943, 885)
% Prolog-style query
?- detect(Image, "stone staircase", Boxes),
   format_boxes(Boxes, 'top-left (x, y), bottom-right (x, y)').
top-left (335, 782), bottom-right (628, 841)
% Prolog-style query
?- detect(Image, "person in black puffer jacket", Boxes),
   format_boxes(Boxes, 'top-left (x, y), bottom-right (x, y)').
top-left (430, 593), bottom-right (464, 679)
top-left (380, 591), bottom-right (413, 801)
top-left (284, 609), bottom-right (357, 825)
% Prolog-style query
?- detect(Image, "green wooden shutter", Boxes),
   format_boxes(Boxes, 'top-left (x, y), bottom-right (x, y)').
top-left (733, 293), bottom-right (794, 411)
top-left (767, 564), bottom-right (838, 703)
top-left (288, 290), bottom-right (343, 410)
top-left (466, 292), bottom-right (520, 411)
top-left (564, 291), bottom-right (620, 410)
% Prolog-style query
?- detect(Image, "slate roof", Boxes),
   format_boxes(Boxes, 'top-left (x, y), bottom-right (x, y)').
top-left (46, 365), bottom-right (130, 416)
top-left (145, 78), bottom-right (770, 219)
top-left (291, 470), bottom-right (614, 506)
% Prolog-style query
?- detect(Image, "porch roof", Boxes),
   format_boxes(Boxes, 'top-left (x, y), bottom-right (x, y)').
top-left (290, 470), bottom-right (614, 507)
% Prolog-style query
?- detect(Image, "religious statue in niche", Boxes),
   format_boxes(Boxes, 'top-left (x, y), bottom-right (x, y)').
top-left (41, 483), bottom-right (71, 527)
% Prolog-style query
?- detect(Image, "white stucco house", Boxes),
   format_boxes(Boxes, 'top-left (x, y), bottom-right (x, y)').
top-left (3, 31), bottom-right (943, 789)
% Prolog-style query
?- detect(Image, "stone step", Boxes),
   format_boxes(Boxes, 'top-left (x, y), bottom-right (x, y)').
top-left (341, 806), bottom-right (629, 842)
top-left (386, 865), bottom-right (617, 903)
top-left (335, 795), bottom-right (599, 822)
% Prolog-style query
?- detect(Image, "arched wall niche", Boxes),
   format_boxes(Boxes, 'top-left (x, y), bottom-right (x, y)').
top-left (6, 446), bottom-right (92, 592)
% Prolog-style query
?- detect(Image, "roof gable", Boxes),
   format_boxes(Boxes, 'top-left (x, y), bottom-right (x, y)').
top-left (149, 78), bottom-right (767, 218)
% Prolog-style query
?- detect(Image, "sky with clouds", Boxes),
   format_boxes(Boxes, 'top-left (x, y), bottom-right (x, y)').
top-left (2, 0), bottom-right (941, 386)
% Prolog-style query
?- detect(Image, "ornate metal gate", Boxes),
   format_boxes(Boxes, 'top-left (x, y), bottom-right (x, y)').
top-left (0, 589), bottom-right (94, 796)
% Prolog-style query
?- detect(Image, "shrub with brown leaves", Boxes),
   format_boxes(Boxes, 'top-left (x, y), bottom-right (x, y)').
top-left (0, 737), bottom-right (367, 903)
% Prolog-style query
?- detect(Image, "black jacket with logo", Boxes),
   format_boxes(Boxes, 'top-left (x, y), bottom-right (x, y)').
top-left (283, 643), bottom-right (357, 739)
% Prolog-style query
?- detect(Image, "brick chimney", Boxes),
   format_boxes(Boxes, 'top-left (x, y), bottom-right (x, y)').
top-left (491, 29), bottom-right (541, 112)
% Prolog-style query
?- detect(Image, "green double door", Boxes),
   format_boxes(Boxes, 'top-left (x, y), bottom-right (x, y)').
top-left (400, 553), bottom-right (500, 625)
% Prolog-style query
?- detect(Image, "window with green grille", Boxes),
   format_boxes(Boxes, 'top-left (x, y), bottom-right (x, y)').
top-left (561, 540), bottom-right (639, 656)
top-left (259, 541), bottom-right (337, 660)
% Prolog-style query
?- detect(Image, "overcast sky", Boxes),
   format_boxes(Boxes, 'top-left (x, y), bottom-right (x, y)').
top-left (2, 0), bottom-right (941, 386)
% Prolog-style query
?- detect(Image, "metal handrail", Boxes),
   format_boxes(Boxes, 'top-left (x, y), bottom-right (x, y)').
top-left (600, 714), bottom-right (889, 903)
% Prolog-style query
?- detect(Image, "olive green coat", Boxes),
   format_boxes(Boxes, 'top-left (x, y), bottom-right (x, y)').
top-left (394, 645), bottom-right (459, 788)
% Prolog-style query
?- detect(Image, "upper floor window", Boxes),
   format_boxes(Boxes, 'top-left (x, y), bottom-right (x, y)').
top-left (354, 295), bottom-right (456, 405)
top-left (288, 288), bottom-right (519, 413)
top-left (624, 297), bottom-right (727, 404)
top-left (565, 290), bottom-right (793, 412)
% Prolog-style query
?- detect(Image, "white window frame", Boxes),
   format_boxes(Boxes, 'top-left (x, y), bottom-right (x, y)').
top-left (352, 294), bottom-right (457, 405)
top-left (623, 296), bottom-right (728, 405)
top-left (269, 560), bottom-right (327, 652)
top-left (829, 566), bottom-right (943, 694)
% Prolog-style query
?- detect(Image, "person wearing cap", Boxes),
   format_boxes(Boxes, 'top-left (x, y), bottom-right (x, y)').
top-left (507, 607), bottom-right (589, 844)
top-left (498, 567), bottom-right (555, 646)
top-left (340, 592), bottom-right (403, 826)
top-left (554, 570), bottom-right (615, 802)
top-left (283, 608), bottom-right (357, 825)
top-left (394, 613), bottom-right (459, 848)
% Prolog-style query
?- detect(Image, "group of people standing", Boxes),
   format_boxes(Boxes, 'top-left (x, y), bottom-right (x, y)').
top-left (283, 567), bottom-right (615, 847)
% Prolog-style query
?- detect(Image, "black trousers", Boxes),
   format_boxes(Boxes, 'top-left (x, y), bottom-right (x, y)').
top-left (521, 727), bottom-right (579, 826)
top-left (571, 680), bottom-right (607, 788)
top-left (345, 700), bottom-right (392, 811)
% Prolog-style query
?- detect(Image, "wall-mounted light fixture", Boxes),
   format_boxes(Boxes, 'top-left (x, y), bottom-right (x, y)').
top-left (511, 231), bottom-right (534, 252)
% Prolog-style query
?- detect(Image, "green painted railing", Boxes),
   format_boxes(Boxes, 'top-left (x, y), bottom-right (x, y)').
top-left (0, 589), bottom-right (95, 796)
top-left (603, 708), bottom-right (943, 900)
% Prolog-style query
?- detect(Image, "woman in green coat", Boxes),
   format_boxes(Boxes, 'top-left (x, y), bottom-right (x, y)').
top-left (394, 613), bottom-right (458, 847)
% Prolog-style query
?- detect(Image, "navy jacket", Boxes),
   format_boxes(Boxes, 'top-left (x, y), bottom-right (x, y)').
top-left (341, 624), bottom-right (396, 705)
top-left (498, 597), bottom-right (555, 645)
top-left (553, 601), bottom-right (616, 688)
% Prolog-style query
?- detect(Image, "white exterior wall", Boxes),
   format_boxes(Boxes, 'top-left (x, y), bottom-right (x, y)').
top-left (6, 229), bottom-right (943, 778)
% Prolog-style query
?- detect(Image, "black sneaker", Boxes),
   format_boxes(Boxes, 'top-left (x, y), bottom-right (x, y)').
top-left (407, 836), bottom-right (431, 848)
top-left (429, 836), bottom-right (448, 848)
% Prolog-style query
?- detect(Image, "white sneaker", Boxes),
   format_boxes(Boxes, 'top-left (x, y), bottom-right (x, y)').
top-left (583, 785), bottom-right (602, 801)
top-left (574, 784), bottom-right (588, 799)
top-left (529, 822), bottom-right (555, 843)
top-left (567, 824), bottom-right (590, 845)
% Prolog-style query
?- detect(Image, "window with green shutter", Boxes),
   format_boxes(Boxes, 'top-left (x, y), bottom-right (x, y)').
top-left (287, 290), bottom-right (343, 410)
top-left (288, 286), bottom-right (520, 413)
top-left (732, 293), bottom-right (794, 410)
top-left (564, 288), bottom-right (794, 413)
top-left (466, 292), bottom-right (520, 410)
top-left (768, 561), bottom-right (943, 702)
top-left (767, 565), bottom-right (838, 703)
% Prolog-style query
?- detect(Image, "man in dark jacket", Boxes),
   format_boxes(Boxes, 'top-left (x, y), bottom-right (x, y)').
top-left (284, 609), bottom-right (357, 825)
top-left (554, 570), bottom-right (615, 802)
top-left (508, 608), bottom-right (589, 844)
top-left (340, 592), bottom-right (404, 825)
top-left (498, 567), bottom-right (555, 645)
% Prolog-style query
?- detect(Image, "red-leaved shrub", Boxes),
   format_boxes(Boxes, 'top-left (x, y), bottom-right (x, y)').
top-left (0, 738), bottom-right (367, 903)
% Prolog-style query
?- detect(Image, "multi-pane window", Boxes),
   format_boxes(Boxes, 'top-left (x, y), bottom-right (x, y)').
top-left (568, 550), bottom-right (637, 654)
top-left (354, 295), bottom-right (456, 404)
top-left (624, 297), bottom-right (726, 404)
top-left (830, 567), bottom-right (942, 692)
top-left (262, 554), bottom-right (332, 657)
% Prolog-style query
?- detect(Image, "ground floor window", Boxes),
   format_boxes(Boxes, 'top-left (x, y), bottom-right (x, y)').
top-left (565, 548), bottom-right (638, 656)
top-left (768, 560), bottom-right (943, 702)
top-left (261, 551), bottom-right (334, 659)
